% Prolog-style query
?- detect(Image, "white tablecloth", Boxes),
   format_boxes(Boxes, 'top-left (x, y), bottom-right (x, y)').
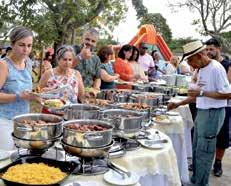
top-left (168, 96), bottom-right (194, 158)
top-left (152, 115), bottom-right (189, 183)
top-left (0, 130), bottom-right (181, 186)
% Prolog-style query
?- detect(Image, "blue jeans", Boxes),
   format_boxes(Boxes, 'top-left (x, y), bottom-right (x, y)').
top-left (191, 108), bottom-right (225, 186)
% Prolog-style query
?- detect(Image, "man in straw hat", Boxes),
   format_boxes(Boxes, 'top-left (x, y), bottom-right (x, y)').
top-left (168, 40), bottom-right (231, 186)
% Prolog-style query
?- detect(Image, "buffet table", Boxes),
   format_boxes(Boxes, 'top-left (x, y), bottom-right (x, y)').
top-left (152, 115), bottom-right (189, 183)
top-left (0, 130), bottom-right (181, 186)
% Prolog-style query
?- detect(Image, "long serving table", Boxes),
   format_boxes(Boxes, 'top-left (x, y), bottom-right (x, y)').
top-left (0, 130), bottom-right (181, 186)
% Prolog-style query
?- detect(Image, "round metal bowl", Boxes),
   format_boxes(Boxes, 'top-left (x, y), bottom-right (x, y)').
top-left (100, 109), bottom-right (143, 131)
top-left (61, 140), bottom-right (114, 158)
top-left (63, 104), bottom-right (100, 120)
top-left (13, 113), bottom-right (63, 140)
top-left (63, 120), bottom-right (113, 148)
top-left (12, 133), bottom-right (60, 150)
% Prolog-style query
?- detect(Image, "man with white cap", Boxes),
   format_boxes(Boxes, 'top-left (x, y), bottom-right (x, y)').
top-left (168, 40), bottom-right (230, 186)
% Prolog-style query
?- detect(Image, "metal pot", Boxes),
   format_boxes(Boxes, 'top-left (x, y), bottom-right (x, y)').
top-left (100, 109), bottom-right (143, 131)
top-left (115, 103), bottom-right (151, 122)
top-left (12, 133), bottom-right (59, 150)
top-left (13, 113), bottom-right (63, 140)
top-left (161, 75), bottom-right (176, 86)
top-left (132, 84), bottom-right (150, 92)
top-left (63, 104), bottom-right (100, 120)
top-left (63, 120), bottom-right (113, 148)
top-left (61, 140), bottom-right (114, 158)
top-left (176, 75), bottom-right (188, 87)
top-left (129, 93), bottom-right (164, 107)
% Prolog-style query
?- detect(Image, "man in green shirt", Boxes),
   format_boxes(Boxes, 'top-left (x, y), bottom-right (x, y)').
top-left (73, 28), bottom-right (101, 90)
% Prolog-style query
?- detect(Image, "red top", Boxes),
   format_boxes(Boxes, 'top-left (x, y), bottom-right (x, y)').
top-left (114, 58), bottom-right (134, 89)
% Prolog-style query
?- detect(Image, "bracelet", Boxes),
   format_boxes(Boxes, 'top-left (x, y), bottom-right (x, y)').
top-left (15, 93), bottom-right (21, 102)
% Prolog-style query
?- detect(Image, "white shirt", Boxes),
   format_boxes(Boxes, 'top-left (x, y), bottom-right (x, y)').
top-left (196, 60), bottom-right (230, 109)
top-left (138, 53), bottom-right (154, 72)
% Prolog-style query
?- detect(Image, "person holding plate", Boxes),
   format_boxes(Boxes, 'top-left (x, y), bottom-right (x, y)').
top-left (39, 45), bottom-right (85, 113)
top-left (0, 26), bottom-right (35, 150)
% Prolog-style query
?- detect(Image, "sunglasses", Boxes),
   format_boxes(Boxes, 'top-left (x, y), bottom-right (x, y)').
top-left (142, 47), bottom-right (148, 50)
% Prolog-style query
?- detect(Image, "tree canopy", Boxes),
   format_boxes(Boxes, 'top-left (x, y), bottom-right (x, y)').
top-left (0, 0), bottom-right (127, 50)
top-left (169, 0), bottom-right (231, 54)
top-left (132, 0), bottom-right (172, 43)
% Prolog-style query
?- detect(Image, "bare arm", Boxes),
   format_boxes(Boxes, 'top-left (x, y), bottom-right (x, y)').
top-left (188, 89), bottom-right (231, 99)
top-left (167, 96), bottom-right (195, 110)
top-left (203, 91), bottom-right (231, 99)
top-left (0, 61), bottom-right (36, 103)
top-left (38, 70), bottom-right (52, 90)
top-left (100, 69), bottom-right (119, 82)
top-left (0, 61), bottom-right (17, 103)
top-left (75, 70), bottom-right (85, 102)
top-left (93, 78), bottom-right (101, 90)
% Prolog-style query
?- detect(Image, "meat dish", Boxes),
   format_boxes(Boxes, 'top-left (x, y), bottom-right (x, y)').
top-left (66, 123), bottom-right (109, 132)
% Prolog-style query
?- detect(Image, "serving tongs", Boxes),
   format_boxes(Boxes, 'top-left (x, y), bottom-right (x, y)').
top-left (107, 161), bottom-right (131, 179)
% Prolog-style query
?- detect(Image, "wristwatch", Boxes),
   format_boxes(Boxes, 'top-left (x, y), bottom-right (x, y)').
top-left (199, 90), bottom-right (204, 97)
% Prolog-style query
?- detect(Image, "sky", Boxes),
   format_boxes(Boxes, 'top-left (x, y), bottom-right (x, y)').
top-left (113, 0), bottom-right (202, 44)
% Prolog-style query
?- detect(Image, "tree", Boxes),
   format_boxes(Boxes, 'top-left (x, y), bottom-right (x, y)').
top-left (169, 37), bottom-right (195, 53)
top-left (139, 13), bottom-right (172, 43)
top-left (132, 0), bottom-right (172, 43)
top-left (169, 0), bottom-right (231, 54)
top-left (0, 0), bottom-right (127, 51)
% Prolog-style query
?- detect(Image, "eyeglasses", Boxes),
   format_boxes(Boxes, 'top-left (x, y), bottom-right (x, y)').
top-left (142, 47), bottom-right (148, 50)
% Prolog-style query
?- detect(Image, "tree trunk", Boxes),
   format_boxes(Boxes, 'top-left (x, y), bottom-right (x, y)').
top-left (71, 28), bottom-right (76, 45)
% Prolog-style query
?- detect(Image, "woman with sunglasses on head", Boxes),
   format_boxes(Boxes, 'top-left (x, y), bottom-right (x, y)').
top-left (39, 45), bottom-right (85, 113)
top-left (0, 26), bottom-right (36, 150)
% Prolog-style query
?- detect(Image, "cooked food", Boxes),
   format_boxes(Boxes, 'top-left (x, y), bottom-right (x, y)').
top-left (44, 99), bottom-right (64, 109)
top-left (20, 119), bottom-right (56, 126)
top-left (2, 163), bottom-right (66, 185)
top-left (120, 103), bottom-right (150, 110)
top-left (66, 123), bottom-right (109, 132)
top-left (84, 98), bottom-right (112, 106)
top-left (154, 115), bottom-right (170, 123)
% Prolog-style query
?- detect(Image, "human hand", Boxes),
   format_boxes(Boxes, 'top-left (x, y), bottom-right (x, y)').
top-left (114, 74), bottom-right (120, 79)
top-left (167, 102), bottom-right (179, 110)
top-left (80, 44), bottom-right (92, 60)
top-left (20, 91), bottom-right (38, 101)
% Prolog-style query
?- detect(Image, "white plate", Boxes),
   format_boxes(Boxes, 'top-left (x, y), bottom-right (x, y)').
top-left (166, 111), bottom-right (180, 116)
top-left (32, 85), bottom-right (70, 98)
top-left (104, 169), bottom-right (139, 186)
top-left (153, 118), bottom-right (171, 124)
top-left (0, 150), bottom-right (11, 160)
top-left (138, 139), bottom-right (165, 149)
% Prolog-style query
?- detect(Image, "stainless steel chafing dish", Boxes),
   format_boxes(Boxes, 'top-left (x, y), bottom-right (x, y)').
top-left (13, 113), bottom-right (63, 141)
top-left (63, 104), bottom-right (100, 120)
top-left (62, 119), bottom-right (113, 148)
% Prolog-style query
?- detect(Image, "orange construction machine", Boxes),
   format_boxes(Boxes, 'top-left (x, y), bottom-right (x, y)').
top-left (129, 24), bottom-right (172, 61)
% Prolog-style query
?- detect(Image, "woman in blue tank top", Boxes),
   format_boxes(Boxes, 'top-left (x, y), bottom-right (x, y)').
top-left (0, 26), bottom-right (34, 150)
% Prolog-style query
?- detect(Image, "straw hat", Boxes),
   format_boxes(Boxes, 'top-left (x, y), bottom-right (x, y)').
top-left (181, 40), bottom-right (206, 61)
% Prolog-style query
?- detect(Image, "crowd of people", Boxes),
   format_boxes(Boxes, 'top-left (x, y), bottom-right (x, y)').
top-left (0, 26), bottom-right (230, 186)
